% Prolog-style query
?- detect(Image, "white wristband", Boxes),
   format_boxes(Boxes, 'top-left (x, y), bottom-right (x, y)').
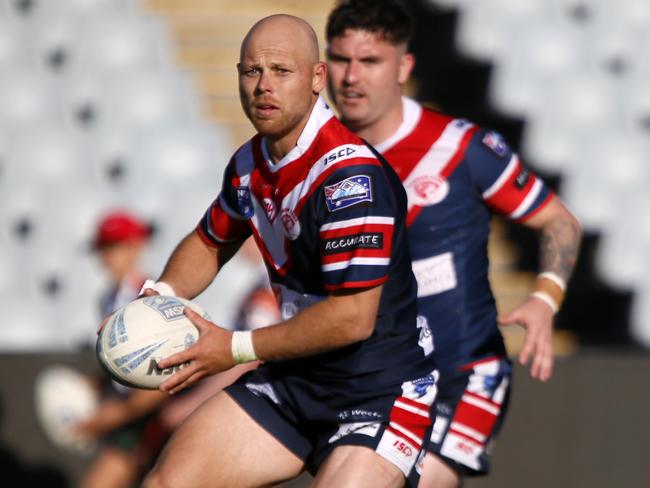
top-left (531, 291), bottom-right (559, 314)
top-left (231, 331), bottom-right (257, 364)
top-left (538, 272), bottom-right (566, 292)
top-left (140, 279), bottom-right (176, 297)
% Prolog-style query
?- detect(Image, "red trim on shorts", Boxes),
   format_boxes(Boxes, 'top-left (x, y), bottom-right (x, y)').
top-left (457, 355), bottom-right (505, 372)
top-left (463, 391), bottom-right (503, 408)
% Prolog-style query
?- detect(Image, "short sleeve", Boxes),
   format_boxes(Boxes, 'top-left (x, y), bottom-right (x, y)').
top-left (196, 162), bottom-right (251, 247)
top-left (317, 163), bottom-right (396, 291)
top-left (466, 128), bottom-right (553, 221)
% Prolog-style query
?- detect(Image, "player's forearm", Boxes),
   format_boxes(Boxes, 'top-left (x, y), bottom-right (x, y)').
top-left (251, 286), bottom-right (381, 362)
top-left (538, 210), bottom-right (582, 282)
top-left (158, 230), bottom-right (221, 299)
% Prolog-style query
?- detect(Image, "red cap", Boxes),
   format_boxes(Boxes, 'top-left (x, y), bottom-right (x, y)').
top-left (93, 211), bottom-right (151, 248)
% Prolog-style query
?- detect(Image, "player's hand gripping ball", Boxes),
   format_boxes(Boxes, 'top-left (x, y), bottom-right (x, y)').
top-left (96, 296), bottom-right (209, 389)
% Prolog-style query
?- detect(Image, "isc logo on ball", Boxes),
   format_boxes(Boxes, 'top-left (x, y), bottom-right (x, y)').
top-left (143, 296), bottom-right (186, 322)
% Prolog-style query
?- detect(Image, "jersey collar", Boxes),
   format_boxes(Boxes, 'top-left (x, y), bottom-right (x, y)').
top-left (373, 96), bottom-right (422, 153)
top-left (261, 96), bottom-right (335, 173)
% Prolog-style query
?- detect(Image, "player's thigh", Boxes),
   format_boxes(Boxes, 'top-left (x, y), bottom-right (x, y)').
top-left (144, 391), bottom-right (304, 488)
top-left (81, 447), bottom-right (139, 488)
top-left (417, 452), bottom-right (460, 488)
top-left (311, 445), bottom-right (405, 488)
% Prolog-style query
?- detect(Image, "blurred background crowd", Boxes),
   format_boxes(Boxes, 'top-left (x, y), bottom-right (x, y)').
top-left (0, 0), bottom-right (648, 487)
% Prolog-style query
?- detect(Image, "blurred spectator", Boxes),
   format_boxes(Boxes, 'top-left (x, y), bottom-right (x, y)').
top-left (75, 210), bottom-right (170, 488)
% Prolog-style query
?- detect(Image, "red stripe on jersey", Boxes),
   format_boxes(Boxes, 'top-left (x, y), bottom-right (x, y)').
top-left (406, 126), bottom-right (479, 226)
top-left (324, 275), bottom-right (388, 291)
top-left (382, 110), bottom-right (452, 181)
top-left (513, 190), bottom-right (554, 223)
top-left (319, 222), bottom-right (393, 239)
top-left (453, 398), bottom-right (499, 439)
top-left (484, 160), bottom-right (536, 215)
top-left (198, 200), bottom-right (249, 248)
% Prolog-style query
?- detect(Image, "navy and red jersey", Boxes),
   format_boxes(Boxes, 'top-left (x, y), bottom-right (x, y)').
top-left (374, 97), bottom-right (553, 373)
top-left (197, 97), bottom-right (434, 387)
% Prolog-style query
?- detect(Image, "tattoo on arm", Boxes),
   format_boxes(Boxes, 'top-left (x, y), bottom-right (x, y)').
top-left (539, 218), bottom-right (581, 281)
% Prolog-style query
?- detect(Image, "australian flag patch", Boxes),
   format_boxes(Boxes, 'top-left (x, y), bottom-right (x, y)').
top-left (324, 175), bottom-right (373, 212)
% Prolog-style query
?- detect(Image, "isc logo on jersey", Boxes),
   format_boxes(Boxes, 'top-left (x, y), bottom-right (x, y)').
top-left (322, 145), bottom-right (356, 165)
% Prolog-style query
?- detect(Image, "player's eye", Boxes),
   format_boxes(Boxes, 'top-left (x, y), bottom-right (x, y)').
top-left (242, 67), bottom-right (261, 76)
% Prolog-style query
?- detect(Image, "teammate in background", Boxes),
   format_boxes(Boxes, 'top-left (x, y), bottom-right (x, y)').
top-left (142, 14), bottom-right (438, 488)
top-left (325, 1), bottom-right (582, 486)
top-left (76, 211), bottom-right (170, 488)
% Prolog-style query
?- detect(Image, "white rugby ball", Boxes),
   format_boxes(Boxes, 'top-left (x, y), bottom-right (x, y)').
top-left (96, 296), bottom-right (209, 389)
top-left (34, 365), bottom-right (99, 454)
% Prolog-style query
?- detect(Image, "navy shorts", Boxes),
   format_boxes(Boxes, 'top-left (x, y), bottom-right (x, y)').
top-left (225, 364), bottom-right (439, 486)
top-left (418, 356), bottom-right (511, 477)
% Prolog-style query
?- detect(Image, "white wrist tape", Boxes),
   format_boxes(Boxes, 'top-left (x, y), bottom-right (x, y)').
top-left (531, 291), bottom-right (559, 314)
top-left (538, 271), bottom-right (567, 292)
top-left (231, 330), bottom-right (257, 363)
top-left (140, 279), bottom-right (176, 297)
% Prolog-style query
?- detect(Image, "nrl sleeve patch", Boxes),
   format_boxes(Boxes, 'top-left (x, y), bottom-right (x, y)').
top-left (481, 131), bottom-right (508, 157)
top-left (324, 175), bottom-right (373, 212)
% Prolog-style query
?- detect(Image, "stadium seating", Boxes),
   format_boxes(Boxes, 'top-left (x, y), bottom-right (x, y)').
top-left (0, 0), bottom-right (234, 350)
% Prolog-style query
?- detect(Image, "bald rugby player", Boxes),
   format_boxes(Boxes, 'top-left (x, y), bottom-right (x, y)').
top-left (143, 15), bottom-right (439, 488)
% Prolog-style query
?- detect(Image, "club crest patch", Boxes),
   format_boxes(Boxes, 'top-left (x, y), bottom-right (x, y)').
top-left (482, 131), bottom-right (507, 157)
top-left (407, 175), bottom-right (449, 206)
top-left (236, 186), bottom-right (253, 218)
top-left (324, 175), bottom-right (373, 212)
top-left (263, 197), bottom-right (277, 222)
top-left (280, 208), bottom-right (301, 240)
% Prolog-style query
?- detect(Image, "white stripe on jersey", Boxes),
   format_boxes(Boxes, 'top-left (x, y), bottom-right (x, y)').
top-left (280, 144), bottom-right (376, 213)
top-left (481, 154), bottom-right (518, 199)
top-left (320, 216), bottom-right (395, 232)
top-left (510, 178), bottom-right (542, 219)
top-left (322, 257), bottom-right (390, 272)
top-left (400, 118), bottom-right (475, 212)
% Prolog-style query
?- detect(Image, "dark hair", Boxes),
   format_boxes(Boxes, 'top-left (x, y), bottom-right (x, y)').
top-left (326, 0), bottom-right (414, 46)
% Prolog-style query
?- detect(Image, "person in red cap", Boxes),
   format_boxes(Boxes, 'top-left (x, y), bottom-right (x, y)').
top-left (93, 211), bottom-right (152, 316)
top-left (75, 210), bottom-right (171, 488)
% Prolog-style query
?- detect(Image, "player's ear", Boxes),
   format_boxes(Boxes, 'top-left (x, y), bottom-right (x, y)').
top-left (312, 61), bottom-right (327, 94)
top-left (398, 52), bottom-right (415, 85)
